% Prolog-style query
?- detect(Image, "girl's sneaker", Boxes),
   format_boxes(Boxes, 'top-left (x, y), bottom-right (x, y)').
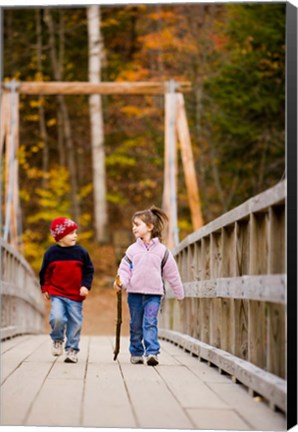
top-left (146, 355), bottom-right (159, 366)
top-left (64, 349), bottom-right (78, 363)
top-left (130, 356), bottom-right (144, 364)
top-left (52, 340), bottom-right (63, 356)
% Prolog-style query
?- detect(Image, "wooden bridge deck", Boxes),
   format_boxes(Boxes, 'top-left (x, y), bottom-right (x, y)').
top-left (1, 334), bottom-right (286, 430)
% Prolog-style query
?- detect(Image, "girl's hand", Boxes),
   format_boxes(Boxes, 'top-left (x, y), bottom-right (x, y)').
top-left (113, 275), bottom-right (122, 291)
top-left (43, 291), bottom-right (50, 301)
top-left (80, 286), bottom-right (89, 297)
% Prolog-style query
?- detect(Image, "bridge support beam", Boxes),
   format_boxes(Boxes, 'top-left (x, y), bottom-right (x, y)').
top-left (1, 82), bottom-right (22, 249)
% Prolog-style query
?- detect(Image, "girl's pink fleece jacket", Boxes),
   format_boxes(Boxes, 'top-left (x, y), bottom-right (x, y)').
top-left (118, 237), bottom-right (184, 300)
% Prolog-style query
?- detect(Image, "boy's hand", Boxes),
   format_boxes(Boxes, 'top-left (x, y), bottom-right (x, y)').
top-left (43, 291), bottom-right (50, 301)
top-left (80, 286), bottom-right (89, 297)
top-left (113, 275), bottom-right (122, 291)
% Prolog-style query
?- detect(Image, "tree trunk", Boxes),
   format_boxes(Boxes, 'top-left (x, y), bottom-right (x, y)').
top-left (35, 9), bottom-right (49, 189)
top-left (44, 9), bottom-right (80, 222)
top-left (87, 5), bottom-right (108, 243)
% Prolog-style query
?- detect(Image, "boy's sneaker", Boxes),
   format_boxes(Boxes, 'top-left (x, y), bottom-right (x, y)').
top-left (52, 340), bottom-right (63, 356)
top-left (64, 349), bottom-right (78, 363)
top-left (130, 356), bottom-right (144, 364)
top-left (146, 355), bottom-right (159, 366)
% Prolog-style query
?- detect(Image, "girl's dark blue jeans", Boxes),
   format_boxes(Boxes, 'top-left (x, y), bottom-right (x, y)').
top-left (127, 293), bottom-right (162, 357)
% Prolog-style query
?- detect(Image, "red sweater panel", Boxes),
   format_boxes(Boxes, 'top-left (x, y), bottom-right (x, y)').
top-left (43, 260), bottom-right (86, 302)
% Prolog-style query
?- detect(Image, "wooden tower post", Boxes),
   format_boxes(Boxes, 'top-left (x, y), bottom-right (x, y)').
top-left (163, 81), bottom-right (179, 249)
top-left (176, 93), bottom-right (203, 230)
top-left (1, 81), bottom-right (21, 248)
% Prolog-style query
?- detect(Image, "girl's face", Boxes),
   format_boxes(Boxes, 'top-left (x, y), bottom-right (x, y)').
top-left (132, 217), bottom-right (153, 242)
top-left (58, 230), bottom-right (78, 247)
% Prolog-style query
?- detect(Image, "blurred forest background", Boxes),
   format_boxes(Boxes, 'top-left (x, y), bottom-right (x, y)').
top-left (3, 3), bottom-right (285, 274)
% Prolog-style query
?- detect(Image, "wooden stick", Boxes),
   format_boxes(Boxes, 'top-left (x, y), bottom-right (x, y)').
top-left (113, 275), bottom-right (122, 361)
top-left (2, 81), bottom-right (192, 95)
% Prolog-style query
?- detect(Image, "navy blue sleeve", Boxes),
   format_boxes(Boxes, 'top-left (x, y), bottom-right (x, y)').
top-left (39, 248), bottom-right (51, 289)
top-left (81, 248), bottom-right (94, 290)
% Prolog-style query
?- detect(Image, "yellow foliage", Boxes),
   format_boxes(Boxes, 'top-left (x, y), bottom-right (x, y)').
top-left (106, 154), bottom-right (136, 167)
top-left (34, 71), bottom-right (45, 81)
top-left (27, 167), bottom-right (44, 179)
top-left (47, 118), bottom-right (57, 127)
top-left (24, 114), bottom-right (39, 122)
top-left (29, 99), bottom-right (42, 108)
top-left (19, 188), bottom-right (31, 203)
top-left (120, 105), bottom-right (141, 117)
top-left (107, 193), bottom-right (128, 205)
top-left (79, 183), bottom-right (93, 200)
top-left (31, 146), bottom-right (40, 153)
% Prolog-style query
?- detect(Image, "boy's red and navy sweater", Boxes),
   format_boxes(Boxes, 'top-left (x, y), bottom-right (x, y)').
top-left (39, 244), bottom-right (94, 302)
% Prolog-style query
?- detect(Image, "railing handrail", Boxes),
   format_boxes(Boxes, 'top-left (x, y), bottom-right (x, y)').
top-left (173, 180), bottom-right (285, 254)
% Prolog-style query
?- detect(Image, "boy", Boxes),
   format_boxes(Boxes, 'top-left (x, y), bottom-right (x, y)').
top-left (39, 216), bottom-right (94, 363)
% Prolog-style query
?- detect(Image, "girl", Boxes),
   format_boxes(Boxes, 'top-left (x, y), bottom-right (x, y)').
top-left (113, 206), bottom-right (184, 366)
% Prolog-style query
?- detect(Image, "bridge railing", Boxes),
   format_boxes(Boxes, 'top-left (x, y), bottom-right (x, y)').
top-left (159, 180), bottom-right (286, 413)
top-left (0, 239), bottom-right (44, 339)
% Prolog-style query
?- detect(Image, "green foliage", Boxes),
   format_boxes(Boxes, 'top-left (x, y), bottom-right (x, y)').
top-left (202, 3), bottom-right (285, 206)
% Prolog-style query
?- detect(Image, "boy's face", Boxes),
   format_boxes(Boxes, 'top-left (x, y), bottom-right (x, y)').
top-left (58, 229), bottom-right (78, 247)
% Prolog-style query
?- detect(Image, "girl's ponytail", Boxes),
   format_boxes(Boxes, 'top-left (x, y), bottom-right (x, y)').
top-left (149, 206), bottom-right (168, 241)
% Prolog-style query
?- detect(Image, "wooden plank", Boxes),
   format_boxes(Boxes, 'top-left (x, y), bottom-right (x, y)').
top-left (236, 219), bottom-right (250, 276)
top-left (24, 337), bottom-right (89, 426)
top-left (3, 81), bottom-right (192, 95)
top-left (210, 298), bottom-right (221, 348)
top-left (120, 363), bottom-right (193, 429)
top-left (249, 213), bottom-right (269, 275)
top-left (210, 232), bottom-right (221, 278)
top-left (179, 274), bottom-right (286, 303)
top-left (0, 334), bottom-right (31, 354)
top-left (199, 298), bottom-right (210, 343)
top-left (82, 363), bottom-right (136, 427)
top-left (201, 236), bottom-right (210, 280)
top-left (248, 300), bottom-right (266, 368)
top-left (267, 303), bottom-right (285, 378)
top-left (1, 335), bottom-right (48, 383)
top-left (157, 364), bottom-right (229, 409)
top-left (220, 298), bottom-right (230, 352)
top-left (82, 335), bottom-right (135, 427)
top-left (0, 360), bottom-right (54, 425)
top-left (268, 205), bottom-right (285, 274)
top-left (234, 299), bottom-right (248, 360)
top-left (186, 407), bottom-right (252, 430)
top-left (209, 382), bottom-right (286, 431)
top-left (221, 224), bottom-right (236, 277)
top-left (26, 377), bottom-right (84, 426)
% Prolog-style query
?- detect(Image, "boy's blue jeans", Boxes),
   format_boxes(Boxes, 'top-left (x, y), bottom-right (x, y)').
top-left (49, 295), bottom-right (83, 352)
top-left (127, 293), bottom-right (161, 357)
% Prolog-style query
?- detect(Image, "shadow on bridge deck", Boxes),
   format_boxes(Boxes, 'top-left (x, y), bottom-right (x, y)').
top-left (1, 334), bottom-right (286, 430)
